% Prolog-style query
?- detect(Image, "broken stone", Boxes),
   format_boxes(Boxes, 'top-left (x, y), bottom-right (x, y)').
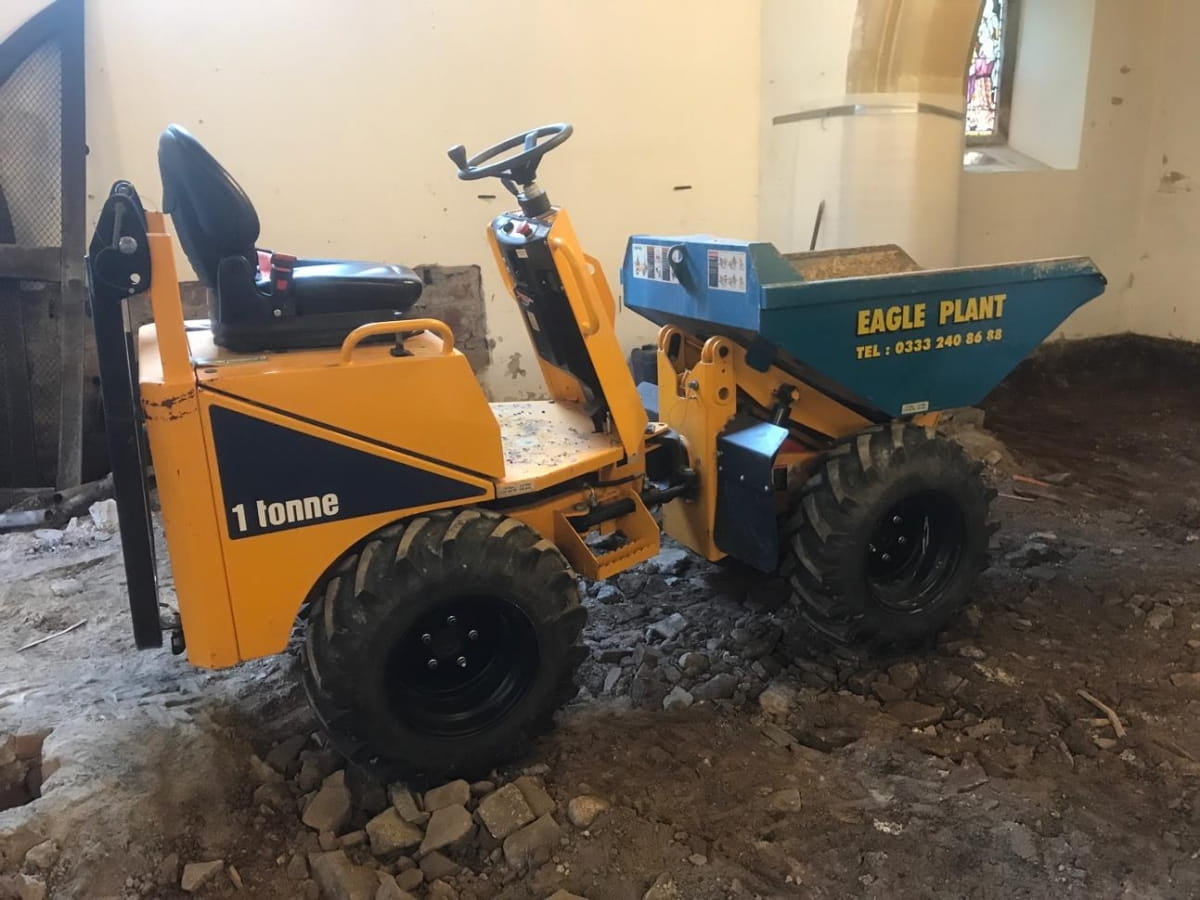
top-left (648, 546), bottom-right (691, 575)
top-left (309, 851), bottom-right (379, 900)
top-left (602, 666), bottom-right (622, 694)
top-left (420, 804), bottom-right (474, 854)
top-left (427, 880), bottom-right (459, 900)
top-left (594, 581), bottom-right (625, 605)
top-left (662, 685), bottom-right (693, 710)
top-left (423, 779), bottom-right (471, 812)
top-left (647, 613), bottom-right (687, 642)
top-left (942, 640), bottom-right (987, 660)
top-left (1169, 673), bottom-right (1200, 689)
top-left (478, 783), bottom-right (536, 839)
top-left (21, 840), bottom-right (57, 871)
top-left (303, 770), bottom-right (353, 834)
top-left (470, 780), bottom-right (496, 796)
top-left (374, 872), bottom-right (417, 900)
top-left (994, 821), bottom-right (1039, 863)
top-left (944, 754), bottom-right (990, 795)
top-left (157, 853), bottom-right (180, 886)
top-left (396, 867), bottom-right (425, 891)
top-left (764, 788), bottom-right (802, 812)
top-left (691, 672), bottom-right (738, 701)
top-left (1147, 606), bottom-right (1176, 630)
top-left (547, 892), bottom-right (589, 900)
top-left (679, 652), bottom-right (710, 675)
top-left (567, 794), bottom-right (611, 828)
top-left (287, 854), bottom-right (309, 881)
top-left (297, 747), bottom-right (341, 791)
top-left (365, 809), bottom-right (423, 855)
top-left (418, 851), bottom-right (460, 880)
top-left (757, 682), bottom-right (796, 717)
top-left (872, 681), bottom-right (907, 702)
top-left (887, 661), bottom-right (921, 692)
top-left (249, 754), bottom-right (284, 785)
top-left (964, 717), bottom-right (1005, 740)
top-left (883, 700), bottom-right (945, 728)
top-left (642, 872), bottom-right (681, 900)
top-left (253, 781), bottom-right (292, 810)
top-left (319, 831), bottom-right (340, 852)
top-left (181, 860), bottom-right (224, 893)
top-left (503, 814), bottom-right (561, 867)
top-left (389, 786), bottom-right (427, 824)
top-left (7, 874), bottom-right (46, 900)
top-left (266, 735), bottom-right (308, 773)
top-left (513, 776), bottom-right (556, 818)
top-left (89, 498), bottom-right (120, 533)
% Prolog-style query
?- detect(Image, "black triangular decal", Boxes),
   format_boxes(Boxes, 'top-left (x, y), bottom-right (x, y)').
top-left (209, 406), bottom-right (486, 539)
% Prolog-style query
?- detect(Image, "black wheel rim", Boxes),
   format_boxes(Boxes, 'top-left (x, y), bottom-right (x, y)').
top-left (864, 491), bottom-right (965, 613)
top-left (385, 596), bottom-right (540, 738)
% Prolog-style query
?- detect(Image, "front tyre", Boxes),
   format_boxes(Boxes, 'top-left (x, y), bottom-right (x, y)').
top-left (304, 509), bottom-right (585, 779)
top-left (782, 424), bottom-right (994, 652)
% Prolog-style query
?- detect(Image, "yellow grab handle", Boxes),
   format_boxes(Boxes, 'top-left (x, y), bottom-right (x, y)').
top-left (338, 318), bottom-right (455, 364)
top-left (549, 237), bottom-right (601, 336)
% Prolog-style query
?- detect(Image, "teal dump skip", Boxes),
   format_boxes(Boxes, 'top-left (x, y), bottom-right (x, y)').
top-left (621, 236), bottom-right (1107, 417)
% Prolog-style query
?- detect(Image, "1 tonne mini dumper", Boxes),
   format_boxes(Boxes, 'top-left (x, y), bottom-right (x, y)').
top-left (87, 122), bottom-right (1105, 776)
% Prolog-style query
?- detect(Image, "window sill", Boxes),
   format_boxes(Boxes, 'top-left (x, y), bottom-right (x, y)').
top-left (963, 144), bottom-right (1050, 173)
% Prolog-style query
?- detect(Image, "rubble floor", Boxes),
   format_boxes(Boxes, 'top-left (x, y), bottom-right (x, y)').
top-left (2, 335), bottom-right (1199, 900)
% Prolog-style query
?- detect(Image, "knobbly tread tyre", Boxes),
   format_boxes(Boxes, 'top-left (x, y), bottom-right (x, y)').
top-left (781, 423), bottom-right (995, 653)
top-left (303, 508), bottom-right (585, 780)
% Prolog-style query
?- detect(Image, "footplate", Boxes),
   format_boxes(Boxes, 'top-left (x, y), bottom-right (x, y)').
top-left (553, 490), bottom-right (660, 580)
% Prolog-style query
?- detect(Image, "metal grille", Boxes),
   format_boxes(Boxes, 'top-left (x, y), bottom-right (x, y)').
top-left (0, 38), bottom-right (64, 487)
top-left (0, 41), bottom-right (62, 247)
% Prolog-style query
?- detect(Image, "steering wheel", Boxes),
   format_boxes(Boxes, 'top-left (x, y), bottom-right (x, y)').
top-left (447, 123), bottom-right (573, 185)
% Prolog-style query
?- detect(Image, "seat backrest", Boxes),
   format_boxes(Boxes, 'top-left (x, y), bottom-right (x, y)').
top-left (158, 125), bottom-right (260, 288)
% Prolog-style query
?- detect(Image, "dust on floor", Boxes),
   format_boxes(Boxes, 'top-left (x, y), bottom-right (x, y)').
top-left (2, 335), bottom-right (1199, 899)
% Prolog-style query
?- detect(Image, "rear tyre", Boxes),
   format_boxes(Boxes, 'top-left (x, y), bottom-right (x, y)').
top-left (303, 508), bottom-right (585, 780)
top-left (782, 424), bottom-right (994, 652)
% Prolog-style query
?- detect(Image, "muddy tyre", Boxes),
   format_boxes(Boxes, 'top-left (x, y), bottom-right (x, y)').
top-left (304, 508), bottom-right (585, 779)
top-left (782, 424), bottom-right (993, 651)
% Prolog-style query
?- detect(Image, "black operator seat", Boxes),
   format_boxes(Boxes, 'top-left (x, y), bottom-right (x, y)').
top-left (157, 124), bottom-right (422, 352)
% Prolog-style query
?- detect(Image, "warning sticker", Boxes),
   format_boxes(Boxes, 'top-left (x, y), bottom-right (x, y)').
top-left (631, 243), bottom-right (678, 284)
top-left (706, 249), bottom-right (747, 292)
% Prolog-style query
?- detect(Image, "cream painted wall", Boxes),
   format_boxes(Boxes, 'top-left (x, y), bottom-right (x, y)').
top-left (1124, 0), bottom-right (1200, 341)
top-left (5, 0), bottom-right (761, 399)
top-left (958, 0), bottom-right (1165, 339)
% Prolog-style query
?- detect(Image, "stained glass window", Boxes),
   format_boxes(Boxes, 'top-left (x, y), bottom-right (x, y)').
top-left (966, 0), bottom-right (1011, 141)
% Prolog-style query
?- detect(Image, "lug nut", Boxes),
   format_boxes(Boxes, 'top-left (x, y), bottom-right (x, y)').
top-left (456, 656), bottom-right (468, 668)
top-left (468, 630), bottom-right (479, 641)
top-left (446, 615), bottom-right (457, 626)
top-left (427, 659), bottom-right (438, 670)
top-left (898, 536), bottom-right (908, 546)
top-left (892, 515), bottom-right (903, 525)
top-left (882, 553), bottom-right (892, 562)
top-left (421, 633), bottom-right (432, 644)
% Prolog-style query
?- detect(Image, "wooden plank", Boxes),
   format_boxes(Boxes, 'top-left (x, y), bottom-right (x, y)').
top-left (55, 0), bottom-right (86, 489)
top-left (0, 288), bottom-right (38, 486)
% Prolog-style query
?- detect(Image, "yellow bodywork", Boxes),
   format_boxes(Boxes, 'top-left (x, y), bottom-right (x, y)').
top-left (138, 208), bottom-right (657, 668)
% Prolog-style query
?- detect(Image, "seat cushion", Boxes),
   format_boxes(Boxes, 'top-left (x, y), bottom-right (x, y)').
top-left (289, 261), bottom-right (423, 315)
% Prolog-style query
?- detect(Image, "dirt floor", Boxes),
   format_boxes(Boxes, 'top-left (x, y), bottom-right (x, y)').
top-left (2, 334), bottom-right (1199, 900)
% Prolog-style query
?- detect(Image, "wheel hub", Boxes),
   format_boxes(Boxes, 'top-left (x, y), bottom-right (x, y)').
top-left (386, 596), bottom-right (540, 738)
top-left (864, 491), bottom-right (965, 613)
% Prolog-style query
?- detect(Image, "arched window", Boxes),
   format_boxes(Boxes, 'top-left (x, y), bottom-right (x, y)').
top-left (966, 0), bottom-right (1020, 144)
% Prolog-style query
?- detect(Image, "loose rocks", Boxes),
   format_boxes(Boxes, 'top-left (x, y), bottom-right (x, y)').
top-left (477, 783), bottom-right (537, 839)
top-left (303, 770), bottom-right (353, 834)
top-left (566, 794), bottom-right (611, 828)
top-left (420, 804), bottom-right (474, 854)
top-left (180, 860), bottom-right (224, 893)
